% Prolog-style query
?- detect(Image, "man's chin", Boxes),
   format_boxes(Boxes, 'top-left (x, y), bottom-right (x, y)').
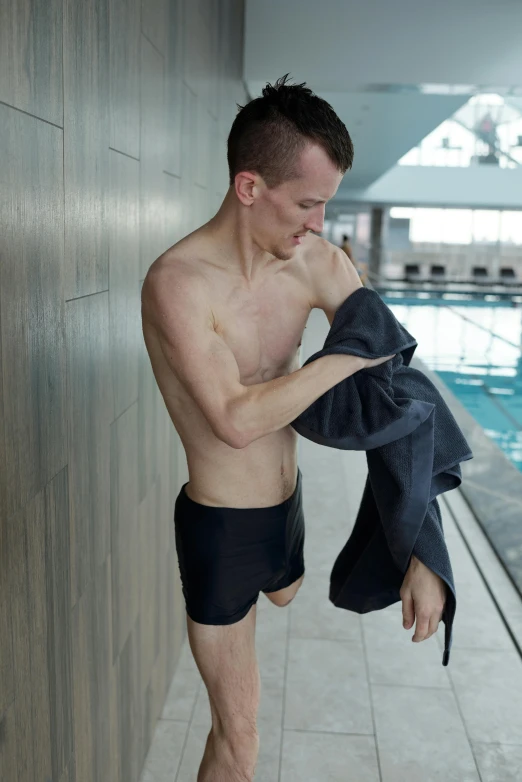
top-left (273, 241), bottom-right (300, 261)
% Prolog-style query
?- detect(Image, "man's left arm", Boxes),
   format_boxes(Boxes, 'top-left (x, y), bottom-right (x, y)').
top-left (312, 243), bottom-right (363, 327)
top-left (315, 242), bottom-right (447, 644)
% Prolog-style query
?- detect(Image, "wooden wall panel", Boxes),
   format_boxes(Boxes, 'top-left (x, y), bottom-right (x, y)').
top-left (110, 402), bottom-right (140, 662)
top-left (66, 292), bottom-right (113, 607)
top-left (63, 0), bottom-right (110, 299)
top-left (164, 0), bottom-right (184, 177)
top-left (0, 702), bottom-right (17, 781)
top-left (0, 104), bottom-right (67, 521)
top-left (140, 35), bottom-right (167, 279)
top-left (110, 0), bottom-right (141, 158)
top-left (137, 328), bottom-right (159, 504)
top-left (141, 0), bottom-right (168, 56)
top-left (164, 173), bottom-right (183, 249)
top-left (109, 149), bottom-right (141, 418)
top-left (45, 467), bottom-right (74, 781)
top-left (71, 558), bottom-right (113, 781)
top-left (0, 0), bottom-right (247, 779)
top-left (0, 0), bottom-right (63, 126)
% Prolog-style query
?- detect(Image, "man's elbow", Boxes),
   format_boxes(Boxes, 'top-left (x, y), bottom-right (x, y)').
top-left (211, 400), bottom-right (251, 450)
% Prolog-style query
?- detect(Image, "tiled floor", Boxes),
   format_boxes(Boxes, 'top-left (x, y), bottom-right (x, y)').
top-left (139, 443), bottom-right (522, 781)
top-left (140, 310), bottom-right (522, 781)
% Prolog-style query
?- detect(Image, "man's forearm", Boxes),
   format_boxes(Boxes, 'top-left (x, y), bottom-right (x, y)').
top-left (228, 354), bottom-right (363, 448)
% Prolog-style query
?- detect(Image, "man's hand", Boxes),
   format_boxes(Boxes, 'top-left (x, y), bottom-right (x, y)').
top-left (400, 555), bottom-right (446, 642)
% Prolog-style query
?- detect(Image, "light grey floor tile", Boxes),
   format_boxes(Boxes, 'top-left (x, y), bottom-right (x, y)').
top-left (256, 603), bottom-right (289, 683)
top-left (174, 710), bottom-right (281, 781)
top-left (139, 720), bottom-right (189, 782)
top-left (471, 741), bottom-right (522, 781)
top-left (303, 531), bottom-right (350, 575)
top-left (363, 615), bottom-right (451, 689)
top-left (281, 731), bottom-right (380, 782)
top-left (449, 580), bottom-right (514, 651)
top-left (289, 572), bottom-right (363, 643)
top-left (446, 532), bottom-right (487, 586)
top-left (372, 684), bottom-right (479, 782)
top-left (176, 637), bottom-right (199, 674)
top-left (191, 685), bottom-right (212, 730)
top-left (161, 666), bottom-right (202, 722)
top-left (285, 638), bottom-right (373, 734)
top-left (174, 722), bottom-right (208, 782)
top-left (449, 649), bottom-right (522, 743)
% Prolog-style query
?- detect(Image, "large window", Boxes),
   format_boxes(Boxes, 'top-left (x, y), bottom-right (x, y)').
top-left (399, 94), bottom-right (522, 169)
top-left (389, 207), bottom-right (522, 245)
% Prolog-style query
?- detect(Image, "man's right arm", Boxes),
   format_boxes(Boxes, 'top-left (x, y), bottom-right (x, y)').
top-left (142, 266), bottom-right (367, 449)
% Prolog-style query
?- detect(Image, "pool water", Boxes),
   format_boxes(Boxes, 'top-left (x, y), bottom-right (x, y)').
top-left (382, 295), bottom-right (522, 472)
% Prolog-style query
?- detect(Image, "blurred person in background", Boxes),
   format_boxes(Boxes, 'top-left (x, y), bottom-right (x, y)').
top-left (341, 233), bottom-right (367, 284)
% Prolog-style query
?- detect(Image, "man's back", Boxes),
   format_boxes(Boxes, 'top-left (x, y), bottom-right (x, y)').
top-left (141, 229), bottom-right (328, 508)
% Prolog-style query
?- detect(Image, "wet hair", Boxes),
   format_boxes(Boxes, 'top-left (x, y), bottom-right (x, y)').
top-left (227, 73), bottom-right (354, 189)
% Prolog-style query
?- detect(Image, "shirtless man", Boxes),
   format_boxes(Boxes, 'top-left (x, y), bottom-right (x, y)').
top-left (141, 75), bottom-right (446, 781)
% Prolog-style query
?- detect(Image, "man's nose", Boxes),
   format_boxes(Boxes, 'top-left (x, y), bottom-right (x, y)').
top-left (304, 205), bottom-right (325, 234)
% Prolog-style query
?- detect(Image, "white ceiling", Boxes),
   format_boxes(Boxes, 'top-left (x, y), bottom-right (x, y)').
top-left (319, 92), bottom-right (469, 191)
top-left (244, 0), bottom-right (522, 194)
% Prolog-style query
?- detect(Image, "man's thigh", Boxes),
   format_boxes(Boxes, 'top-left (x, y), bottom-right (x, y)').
top-left (186, 603), bottom-right (261, 735)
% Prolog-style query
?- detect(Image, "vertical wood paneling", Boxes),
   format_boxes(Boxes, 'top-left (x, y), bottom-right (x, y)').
top-left (64, 0), bottom-right (110, 299)
top-left (0, 104), bottom-right (67, 521)
top-left (71, 557), bottom-right (113, 781)
top-left (8, 494), bottom-right (52, 780)
top-left (137, 484), bottom-right (160, 755)
top-left (164, 0), bottom-right (184, 177)
top-left (164, 173), bottom-right (183, 249)
top-left (0, 703), bottom-right (17, 781)
top-left (0, 496), bottom-right (14, 718)
top-left (1, 1), bottom-right (247, 779)
top-left (109, 149), bottom-right (141, 418)
top-left (180, 82), bottom-right (197, 189)
top-left (45, 467), bottom-right (74, 781)
top-left (141, 0), bottom-right (168, 56)
top-left (66, 292), bottom-right (113, 607)
top-left (110, 402), bottom-right (139, 662)
top-left (0, 0), bottom-right (63, 126)
top-left (137, 330), bottom-right (159, 504)
top-left (140, 35), bottom-right (166, 278)
top-left (117, 614), bottom-right (143, 782)
top-left (110, 0), bottom-right (141, 158)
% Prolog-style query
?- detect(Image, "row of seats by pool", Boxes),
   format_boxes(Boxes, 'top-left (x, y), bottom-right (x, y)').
top-left (376, 280), bottom-right (522, 305)
top-left (400, 264), bottom-right (520, 286)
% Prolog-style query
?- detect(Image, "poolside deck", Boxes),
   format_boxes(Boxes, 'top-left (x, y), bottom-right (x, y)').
top-left (139, 309), bottom-right (522, 782)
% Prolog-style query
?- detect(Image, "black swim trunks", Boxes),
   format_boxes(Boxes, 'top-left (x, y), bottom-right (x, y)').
top-left (174, 467), bottom-right (305, 625)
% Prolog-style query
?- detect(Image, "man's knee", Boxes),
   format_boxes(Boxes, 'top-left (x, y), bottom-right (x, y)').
top-left (268, 593), bottom-right (295, 608)
top-left (264, 572), bottom-right (305, 607)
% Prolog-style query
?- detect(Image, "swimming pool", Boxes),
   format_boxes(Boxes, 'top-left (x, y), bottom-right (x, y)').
top-left (381, 293), bottom-right (522, 472)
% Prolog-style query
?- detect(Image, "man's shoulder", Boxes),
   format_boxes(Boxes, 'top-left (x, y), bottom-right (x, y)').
top-left (142, 239), bottom-right (212, 326)
top-left (304, 233), bottom-right (342, 262)
top-left (145, 233), bottom-right (209, 290)
top-left (305, 235), bottom-right (362, 319)
top-left (303, 234), bottom-right (345, 281)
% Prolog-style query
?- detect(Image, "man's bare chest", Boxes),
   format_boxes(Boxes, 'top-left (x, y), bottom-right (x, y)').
top-left (211, 275), bottom-right (312, 384)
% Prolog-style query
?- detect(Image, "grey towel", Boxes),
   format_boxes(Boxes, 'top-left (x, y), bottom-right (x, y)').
top-left (291, 287), bottom-right (473, 666)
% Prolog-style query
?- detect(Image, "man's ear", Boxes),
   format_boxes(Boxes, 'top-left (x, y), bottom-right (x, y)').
top-left (234, 171), bottom-right (259, 206)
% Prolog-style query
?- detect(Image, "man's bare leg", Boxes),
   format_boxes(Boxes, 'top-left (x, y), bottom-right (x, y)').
top-left (187, 603), bottom-right (261, 782)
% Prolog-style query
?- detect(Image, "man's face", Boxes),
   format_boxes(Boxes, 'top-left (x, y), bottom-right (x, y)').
top-left (250, 143), bottom-right (344, 261)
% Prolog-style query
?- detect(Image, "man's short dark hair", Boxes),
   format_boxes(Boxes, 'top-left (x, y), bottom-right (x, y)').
top-left (227, 73), bottom-right (354, 189)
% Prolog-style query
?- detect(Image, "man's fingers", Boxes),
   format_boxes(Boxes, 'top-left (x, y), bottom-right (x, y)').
top-left (401, 591), bottom-right (415, 630)
top-left (412, 609), bottom-right (430, 642)
top-left (426, 612), bottom-right (440, 640)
